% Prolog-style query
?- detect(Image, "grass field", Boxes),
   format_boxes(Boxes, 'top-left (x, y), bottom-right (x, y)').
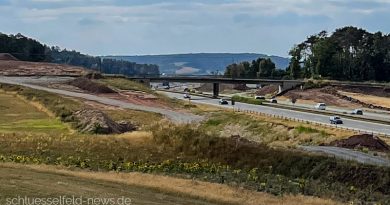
top-left (0, 92), bottom-right (69, 134)
top-left (0, 163), bottom-right (339, 205)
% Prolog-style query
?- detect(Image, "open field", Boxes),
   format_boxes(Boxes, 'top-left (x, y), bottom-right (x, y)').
top-left (0, 163), bottom-right (339, 205)
top-left (0, 163), bottom-right (219, 205)
top-left (0, 92), bottom-right (70, 134)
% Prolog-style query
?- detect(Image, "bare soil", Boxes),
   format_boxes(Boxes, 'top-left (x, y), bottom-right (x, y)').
top-left (0, 60), bottom-right (86, 76)
top-left (68, 77), bottom-right (116, 93)
top-left (73, 109), bottom-right (136, 134)
top-left (256, 85), bottom-right (279, 96)
top-left (326, 134), bottom-right (390, 152)
top-left (336, 85), bottom-right (390, 98)
top-left (283, 87), bottom-right (360, 108)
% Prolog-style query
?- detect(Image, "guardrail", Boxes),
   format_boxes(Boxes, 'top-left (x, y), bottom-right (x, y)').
top-left (233, 107), bottom-right (390, 138)
top-left (261, 102), bottom-right (390, 125)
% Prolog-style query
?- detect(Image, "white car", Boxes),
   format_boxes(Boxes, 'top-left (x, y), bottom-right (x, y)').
top-left (183, 94), bottom-right (191, 99)
top-left (269, 98), bottom-right (278, 103)
top-left (352, 109), bottom-right (363, 115)
top-left (314, 103), bottom-right (326, 110)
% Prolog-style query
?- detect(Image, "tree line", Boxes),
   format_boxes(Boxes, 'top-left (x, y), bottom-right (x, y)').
top-left (0, 33), bottom-right (160, 76)
top-left (288, 26), bottom-right (390, 81)
top-left (223, 26), bottom-right (390, 82)
top-left (224, 57), bottom-right (286, 79)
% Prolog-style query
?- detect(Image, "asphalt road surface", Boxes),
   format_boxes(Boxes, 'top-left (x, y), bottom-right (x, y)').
top-left (300, 146), bottom-right (390, 167)
top-left (160, 91), bottom-right (390, 136)
top-left (0, 77), bottom-right (203, 123)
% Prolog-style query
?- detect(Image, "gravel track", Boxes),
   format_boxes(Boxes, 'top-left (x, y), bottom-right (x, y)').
top-left (0, 76), bottom-right (203, 123)
top-left (300, 146), bottom-right (390, 167)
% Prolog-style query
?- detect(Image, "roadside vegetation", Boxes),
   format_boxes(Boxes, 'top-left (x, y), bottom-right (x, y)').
top-left (231, 95), bottom-right (263, 105)
top-left (201, 111), bottom-right (346, 148)
top-left (0, 124), bottom-right (389, 203)
top-left (100, 77), bottom-right (153, 93)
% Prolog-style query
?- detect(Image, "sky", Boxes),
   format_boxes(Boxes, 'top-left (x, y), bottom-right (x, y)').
top-left (0, 0), bottom-right (389, 57)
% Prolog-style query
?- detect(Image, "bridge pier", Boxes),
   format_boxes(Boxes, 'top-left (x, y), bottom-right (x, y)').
top-left (213, 83), bottom-right (219, 98)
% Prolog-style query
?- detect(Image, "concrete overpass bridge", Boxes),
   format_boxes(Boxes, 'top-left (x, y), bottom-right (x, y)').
top-left (121, 76), bottom-right (303, 97)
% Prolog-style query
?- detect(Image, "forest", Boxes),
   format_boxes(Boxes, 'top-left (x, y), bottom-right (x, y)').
top-left (224, 26), bottom-right (390, 82)
top-left (288, 26), bottom-right (390, 81)
top-left (0, 33), bottom-right (159, 76)
top-left (224, 57), bottom-right (286, 79)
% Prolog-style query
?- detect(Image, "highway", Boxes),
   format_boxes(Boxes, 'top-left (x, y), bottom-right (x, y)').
top-left (160, 91), bottom-right (390, 136)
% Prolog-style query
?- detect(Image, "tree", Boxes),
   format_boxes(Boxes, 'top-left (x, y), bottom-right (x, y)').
top-left (288, 26), bottom-right (390, 81)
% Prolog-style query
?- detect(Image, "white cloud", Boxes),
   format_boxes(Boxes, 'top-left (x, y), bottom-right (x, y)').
top-left (2, 0), bottom-right (390, 56)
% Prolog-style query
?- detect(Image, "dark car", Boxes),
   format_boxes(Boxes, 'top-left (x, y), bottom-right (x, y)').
top-left (330, 116), bottom-right (343, 124)
top-left (219, 99), bottom-right (228, 105)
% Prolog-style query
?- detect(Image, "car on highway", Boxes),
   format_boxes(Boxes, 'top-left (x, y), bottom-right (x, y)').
top-left (314, 103), bottom-right (326, 110)
top-left (330, 116), bottom-right (343, 124)
top-left (352, 109), bottom-right (363, 115)
top-left (219, 99), bottom-right (229, 105)
top-left (255, 95), bottom-right (266, 100)
top-left (183, 93), bottom-right (191, 99)
top-left (269, 98), bottom-right (278, 103)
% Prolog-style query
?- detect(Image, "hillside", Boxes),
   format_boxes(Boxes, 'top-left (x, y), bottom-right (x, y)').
top-left (106, 53), bottom-right (289, 75)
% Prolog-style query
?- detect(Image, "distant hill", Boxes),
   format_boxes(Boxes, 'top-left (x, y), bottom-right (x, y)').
top-left (105, 53), bottom-right (289, 75)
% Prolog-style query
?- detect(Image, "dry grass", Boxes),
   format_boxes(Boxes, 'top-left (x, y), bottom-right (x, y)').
top-left (249, 113), bottom-right (354, 145)
top-left (339, 91), bottom-right (390, 108)
top-left (0, 163), bottom-right (340, 205)
top-left (205, 111), bottom-right (354, 148)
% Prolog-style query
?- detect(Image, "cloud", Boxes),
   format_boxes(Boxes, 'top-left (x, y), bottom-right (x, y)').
top-left (1, 0), bottom-right (390, 56)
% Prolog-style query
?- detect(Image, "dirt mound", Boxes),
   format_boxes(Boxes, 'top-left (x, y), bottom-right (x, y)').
top-left (256, 85), bottom-right (279, 96)
top-left (84, 72), bottom-right (104, 79)
top-left (0, 60), bottom-right (86, 76)
top-left (327, 134), bottom-right (390, 152)
top-left (0, 53), bottom-right (18, 61)
top-left (322, 86), bottom-right (390, 111)
top-left (283, 86), bottom-right (357, 107)
top-left (68, 77), bottom-right (115, 93)
top-left (73, 109), bottom-right (136, 134)
top-left (338, 85), bottom-right (390, 98)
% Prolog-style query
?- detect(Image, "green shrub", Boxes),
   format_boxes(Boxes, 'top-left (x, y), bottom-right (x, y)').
top-left (232, 95), bottom-right (263, 105)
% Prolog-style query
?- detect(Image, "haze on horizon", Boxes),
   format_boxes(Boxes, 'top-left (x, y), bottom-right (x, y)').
top-left (1, 0), bottom-right (389, 57)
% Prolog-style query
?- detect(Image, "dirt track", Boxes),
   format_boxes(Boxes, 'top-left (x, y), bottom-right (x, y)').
top-left (0, 76), bottom-right (203, 123)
